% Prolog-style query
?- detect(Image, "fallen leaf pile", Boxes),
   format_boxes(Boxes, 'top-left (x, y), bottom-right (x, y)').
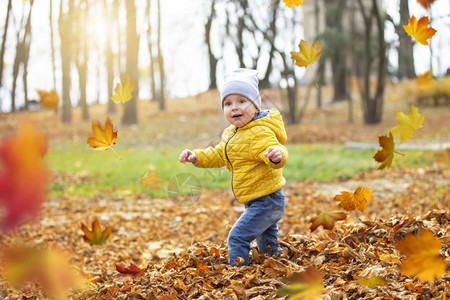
top-left (0, 165), bottom-right (448, 299)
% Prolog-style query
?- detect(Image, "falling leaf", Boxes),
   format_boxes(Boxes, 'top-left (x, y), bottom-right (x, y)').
top-left (142, 171), bottom-right (165, 190)
top-left (416, 70), bottom-right (433, 90)
top-left (276, 266), bottom-right (324, 299)
top-left (81, 218), bottom-right (111, 245)
top-left (403, 15), bottom-right (437, 45)
top-left (283, 0), bottom-right (304, 8)
top-left (334, 187), bottom-right (372, 212)
top-left (1, 246), bottom-right (86, 300)
top-left (291, 40), bottom-right (322, 68)
top-left (396, 229), bottom-right (446, 281)
top-left (309, 210), bottom-right (347, 232)
top-left (110, 74), bottom-right (136, 103)
top-left (417, 0), bottom-right (436, 10)
top-left (358, 276), bottom-right (387, 288)
top-left (373, 132), bottom-right (396, 170)
top-left (36, 90), bottom-right (59, 109)
top-left (116, 263), bottom-right (144, 274)
top-left (0, 123), bottom-right (48, 229)
top-left (390, 104), bottom-right (425, 144)
top-left (86, 117), bottom-right (118, 151)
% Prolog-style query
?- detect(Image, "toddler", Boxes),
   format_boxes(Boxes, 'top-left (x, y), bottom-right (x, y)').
top-left (179, 68), bottom-right (288, 266)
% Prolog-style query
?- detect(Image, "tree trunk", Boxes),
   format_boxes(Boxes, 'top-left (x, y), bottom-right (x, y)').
top-left (146, 0), bottom-right (157, 99)
top-left (397, 0), bottom-right (415, 79)
top-left (105, 0), bottom-right (116, 114)
top-left (314, 0), bottom-right (323, 108)
top-left (205, 0), bottom-right (218, 90)
top-left (22, 0), bottom-right (34, 109)
top-left (122, 0), bottom-right (139, 124)
top-left (0, 0), bottom-right (12, 97)
top-left (49, 0), bottom-right (57, 90)
top-left (156, 0), bottom-right (165, 111)
top-left (261, 0), bottom-right (279, 88)
top-left (59, 0), bottom-right (74, 123)
top-left (75, 0), bottom-right (89, 120)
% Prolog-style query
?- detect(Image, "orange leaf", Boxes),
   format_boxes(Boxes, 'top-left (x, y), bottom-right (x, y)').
top-left (334, 187), bottom-right (372, 212)
top-left (283, 0), bottom-right (304, 8)
top-left (396, 229), bottom-right (447, 281)
top-left (0, 123), bottom-right (48, 229)
top-left (116, 263), bottom-right (143, 274)
top-left (309, 210), bottom-right (347, 232)
top-left (86, 117), bottom-right (118, 151)
top-left (403, 15), bottom-right (437, 45)
top-left (373, 132), bottom-right (396, 170)
top-left (417, 0), bottom-right (436, 9)
top-left (80, 218), bottom-right (111, 245)
top-left (416, 70), bottom-right (433, 90)
top-left (36, 90), bottom-right (59, 109)
top-left (276, 266), bottom-right (324, 299)
top-left (142, 171), bottom-right (164, 190)
top-left (291, 40), bottom-right (322, 68)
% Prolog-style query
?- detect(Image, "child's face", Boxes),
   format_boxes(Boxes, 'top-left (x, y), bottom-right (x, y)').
top-left (223, 94), bottom-right (258, 127)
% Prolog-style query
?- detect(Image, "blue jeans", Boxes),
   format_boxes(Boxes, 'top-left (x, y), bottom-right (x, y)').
top-left (227, 188), bottom-right (285, 266)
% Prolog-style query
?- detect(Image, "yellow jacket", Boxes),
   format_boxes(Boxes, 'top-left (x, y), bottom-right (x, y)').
top-left (193, 109), bottom-right (288, 203)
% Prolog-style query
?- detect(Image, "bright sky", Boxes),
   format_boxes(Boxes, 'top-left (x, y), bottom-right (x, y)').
top-left (0, 0), bottom-right (449, 111)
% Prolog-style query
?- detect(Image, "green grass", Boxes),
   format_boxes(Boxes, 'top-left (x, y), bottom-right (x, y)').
top-left (46, 142), bottom-right (434, 198)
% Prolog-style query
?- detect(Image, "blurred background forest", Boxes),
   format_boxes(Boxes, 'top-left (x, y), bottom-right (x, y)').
top-left (0, 0), bottom-right (449, 126)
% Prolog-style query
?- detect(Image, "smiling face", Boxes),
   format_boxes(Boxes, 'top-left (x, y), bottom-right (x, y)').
top-left (223, 94), bottom-right (258, 127)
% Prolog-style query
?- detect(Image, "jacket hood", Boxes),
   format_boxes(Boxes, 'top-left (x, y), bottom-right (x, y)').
top-left (236, 109), bottom-right (287, 145)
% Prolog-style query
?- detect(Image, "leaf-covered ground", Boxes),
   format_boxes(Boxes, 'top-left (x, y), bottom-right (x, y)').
top-left (0, 86), bottom-right (449, 299)
top-left (0, 166), bottom-right (448, 299)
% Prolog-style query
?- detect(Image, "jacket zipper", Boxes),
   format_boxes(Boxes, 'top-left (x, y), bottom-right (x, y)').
top-left (225, 127), bottom-right (238, 199)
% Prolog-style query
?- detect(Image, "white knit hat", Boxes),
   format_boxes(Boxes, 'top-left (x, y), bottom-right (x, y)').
top-left (220, 68), bottom-right (261, 111)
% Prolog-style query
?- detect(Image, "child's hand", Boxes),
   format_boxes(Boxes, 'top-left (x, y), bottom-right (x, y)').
top-left (265, 146), bottom-right (282, 163)
top-left (179, 149), bottom-right (197, 164)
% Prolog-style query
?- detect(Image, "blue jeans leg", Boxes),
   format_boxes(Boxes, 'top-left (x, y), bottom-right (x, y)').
top-left (227, 189), bottom-right (285, 266)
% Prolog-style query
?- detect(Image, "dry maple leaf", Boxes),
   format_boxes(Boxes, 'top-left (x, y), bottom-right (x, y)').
top-left (416, 70), bottom-right (433, 90)
top-left (142, 171), bottom-right (165, 190)
top-left (358, 276), bottom-right (387, 289)
top-left (116, 263), bottom-right (144, 274)
top-left (334, 187), bottom-right (372, 212)
top-left (36, 89), bottom-right (59, 109)
top-left (80, 218), bottom-right (111, 245)
top-left (373, 132), bottom-right (397, 170)
top-left (309, 210), bottom-right (347, 232)
top-left (390, 104), bottom-right (425, 144)
top-left (111, 74), bottom-right (136, 103)
top-left (276, 266), bottom-right (324, 299)
top-left (417, 0), bottom-right (437, 9)
top-left (291, 40), bottom-right (322, 68)
top-left (87, 117), bottom-right (118, 151)
top-left (396, 229), bottom-right (447, 282)
top-left (283, 0), bottom-right (304, 8)
top-left (0, 123), bottom-right (48, 229)
top-left (1, 246), bottom-right (86, 299)
top-left (403, 15), bottom-right (437, 45)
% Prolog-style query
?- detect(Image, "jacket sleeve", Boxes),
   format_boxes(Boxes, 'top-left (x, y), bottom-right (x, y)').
top-left (192, 139), bottom-right (226, 168)
top-left (251, 126), bottom-right (288, 169)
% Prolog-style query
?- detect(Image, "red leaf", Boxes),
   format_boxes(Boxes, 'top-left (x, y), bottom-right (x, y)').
top-left (115, 263), bottom-right (143, 274)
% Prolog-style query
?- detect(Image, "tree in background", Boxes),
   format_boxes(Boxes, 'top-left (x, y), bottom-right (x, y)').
top-left (156, 0), bottom-right (165, 111)
top-left (0, 0), bottom-right (13, 106)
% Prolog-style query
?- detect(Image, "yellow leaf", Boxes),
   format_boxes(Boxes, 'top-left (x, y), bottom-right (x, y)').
top-left (358, 276), bottom-right (387, 288)
top-left (80, 218), bottom-right (111, 245)
top-left (390, 104), bottom-right (425, 144)
top-left (142, 171), bottom-right (164, 190)
top-left (379, 253), bottom-right (400, 264)
top-left (403, 15), bottom-right (437, 45)
top-left (111, 74), bottom-right (136, 103)
top-left (396, 229), bottom-right (447, 282)
top-left (291, 40), bottom-right (322, 68)
top-left (276, 266), bottom-right (324, 299)
top-left (416, 70), bottom-right (433, 90)
top-left (36, 90), bottom-right (59, 110)
top-left (86, 117), bottom-right (118, 151)
top-left (309, 210), bottom-right (347, 232)
top-left (373, 132), bottom-right (397, 170)
top-left (334, 187), bottom-right (372, 212)
top-left (283, 0), bottom-right (304, 8)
